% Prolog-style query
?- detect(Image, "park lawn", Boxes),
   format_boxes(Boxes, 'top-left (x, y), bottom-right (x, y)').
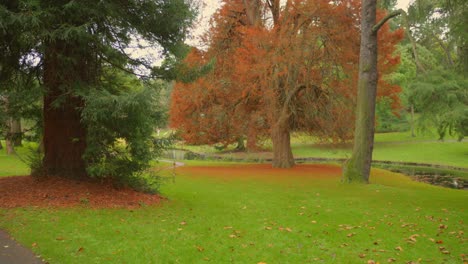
top-left (0, 141), bottom-right (34, 177)
top-left (179, 132), bottom-right (468, 168)
top-left (292, 141), bottom-right (468, 168)
top-left (1, 162), bottom-right (466, 264)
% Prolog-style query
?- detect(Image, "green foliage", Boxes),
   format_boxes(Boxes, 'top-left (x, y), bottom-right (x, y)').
top-left (16, 145), bottom-right (44, 178)
top-left (375, 98), bottom-right (408, 132)
top-left (154, 49), bottom-right (216, 83)
top-left (408, 69), bottom-right (467, 140)
top-left (80, 72), bottom-right (174, 189)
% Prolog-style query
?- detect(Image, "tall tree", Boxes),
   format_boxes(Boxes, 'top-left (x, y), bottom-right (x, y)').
top-left (1, 0), bottom-right (194, 179)
top-left (342, 0), bottom-right (403, 183)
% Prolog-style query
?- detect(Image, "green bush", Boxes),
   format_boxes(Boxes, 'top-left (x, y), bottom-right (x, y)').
top-left (80, 72), bottom-right (173, 190)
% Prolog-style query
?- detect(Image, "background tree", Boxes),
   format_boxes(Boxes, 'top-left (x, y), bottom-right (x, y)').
top-left (171, 0), bottom-right (403, 168)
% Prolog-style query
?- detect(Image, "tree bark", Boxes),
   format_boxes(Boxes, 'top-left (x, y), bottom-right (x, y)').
top-left (42, 40), bottom-right (88, 179)
top-left (343, 2), bottom-right (403, 183)
top-left (343, 0), bottom-right (379, 183)
top-left (3, 117), bottom-right (15, 155)
top-left (5, 137), bottom-right (15, 155)
top-left (10, 118), bottom-right (22, 146)
top-left (271, 118), bottom-right (294, 168)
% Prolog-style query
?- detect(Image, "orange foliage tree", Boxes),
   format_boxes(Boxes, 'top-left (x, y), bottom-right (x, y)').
top-left (170, 0), bottom-right (403, 168)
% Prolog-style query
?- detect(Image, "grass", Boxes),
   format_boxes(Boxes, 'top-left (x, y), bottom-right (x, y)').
top-left (1, 162), bottom-right (467, 263)
top-left (0, 141), bottom-right (34, 177)
top-left (180, 131), bottom-right (468, 168)
top-left (292, 141), bottom-right (468, 168)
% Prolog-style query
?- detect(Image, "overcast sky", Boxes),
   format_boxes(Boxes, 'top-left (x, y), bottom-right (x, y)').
top-left (188, 0), bottom-right (412, 47)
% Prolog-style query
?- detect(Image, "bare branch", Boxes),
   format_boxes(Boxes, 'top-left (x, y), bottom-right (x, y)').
top-left (372, 9), bottom-right (404, 33)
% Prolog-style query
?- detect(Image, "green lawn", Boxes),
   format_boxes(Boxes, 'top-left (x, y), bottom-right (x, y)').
top-left (293, 141), bottom-right (468, 168)
top-left (1, 162), bottom-right (467, 263)
top-left (0, 141), bottom-right (34, 177)
top-left (181, 131), bottom-right (468, 168)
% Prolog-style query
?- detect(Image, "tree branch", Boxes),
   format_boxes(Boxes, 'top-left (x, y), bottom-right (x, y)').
top-left (372, 9), bottom-right (404, 33)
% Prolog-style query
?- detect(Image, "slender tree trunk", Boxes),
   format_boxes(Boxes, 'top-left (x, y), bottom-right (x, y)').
top-left (0, 140), bottom-right (3, 150)
top-left (42, 40), bottom-right (88, 179)
top-left (235, 137), bottom-right (246, 151)
top-left (5, 138), bottom-right (15, 155)
top-left (10, 118), bottom-right (22, 146)
top-left (271, 118), bottom-right (294, 168)
top-left (4, 118), bottom-right (15, 155)
top-left (246, 119), bottom-right (258, 151)
top-left (343, 0), bottom-right (379, 183)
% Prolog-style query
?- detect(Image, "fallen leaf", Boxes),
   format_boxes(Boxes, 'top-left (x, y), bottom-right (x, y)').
top-left (180, 221), bottom-right (187, 226)
top-left (3, 245), bottom-right (9, 248)
top-left (367, 260), bottom-right (376, 264)
top-left (223, 226), bottom-right (233, 230)
top-left (387, 258), bottom-right (396, 262)
top-left (436, 240), bottom-right (443, 244)
top-left (395, 246), bottom-right (403, 251)
top-left (56, 237), bottom-right (65, 241)
top-left (347, 233), bottom-right (355, 237)
top-left (196, 245), bottom-right (204, 252)
top-left (265, 226), bottom-right (272, 230)
top-left (31, 243), bottom-right (37, 247)
top-left (77, 247), bottom-right (84, 253)
top-left (229, 234), bottom-right (237, 238)
top-left (358, 253), bottom-right (366, 258)
top-left (257, 262), bottom-right (267, 264)
top-left (439, 224), bottom-right (447, 229)
top-left (285, 227), bottom-right (292, 232)
top-left (311, 220), bottom-right (317, 224)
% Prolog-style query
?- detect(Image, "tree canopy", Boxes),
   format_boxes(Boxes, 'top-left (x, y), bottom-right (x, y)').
top-left (170, 0), bottom-right (403, 168)
top-left (0, 0), bottom-right (195, 185)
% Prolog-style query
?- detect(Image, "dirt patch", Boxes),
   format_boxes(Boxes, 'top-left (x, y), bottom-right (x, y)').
top-left (178, 163), bottom-right (342, 181)
top-left (0, 176), bottom-right (163, 209)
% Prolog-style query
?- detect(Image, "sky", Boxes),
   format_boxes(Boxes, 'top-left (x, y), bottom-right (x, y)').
top-left (132, 0), bottom-right (413, 70)
top-left (187, 0), bottom-right (413, 47)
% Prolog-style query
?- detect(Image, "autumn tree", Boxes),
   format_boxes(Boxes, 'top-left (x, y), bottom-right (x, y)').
top-left (170, 0), bottom-right (267, 150)
top-left (1, 0), bottom-right (194, 180)
top-left (171, 0), bottom-right (402, 168)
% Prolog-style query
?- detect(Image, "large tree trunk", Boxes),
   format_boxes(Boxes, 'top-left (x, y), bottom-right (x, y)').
top-left (271, 119), bottom-right (294, 168)
top-left (342, 1), bottom-right (402, 183)
top-left (42, 40), bottom-right (88, 179)
top-left (342, 0), bottom-right (379, 183)
top-left (10, 118), bottom-right (22, 146)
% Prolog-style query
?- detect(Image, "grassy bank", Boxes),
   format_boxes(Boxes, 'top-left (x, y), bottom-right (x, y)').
top-left (1, 163), bottom-right (466, 263)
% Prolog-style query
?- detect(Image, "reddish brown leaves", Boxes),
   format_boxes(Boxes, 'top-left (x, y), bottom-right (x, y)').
top-left (0, 176), bottom-right (163, 209)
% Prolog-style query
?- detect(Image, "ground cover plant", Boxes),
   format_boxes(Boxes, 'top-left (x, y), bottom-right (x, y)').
top-left (1, 162), bottom-right (466, 263)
